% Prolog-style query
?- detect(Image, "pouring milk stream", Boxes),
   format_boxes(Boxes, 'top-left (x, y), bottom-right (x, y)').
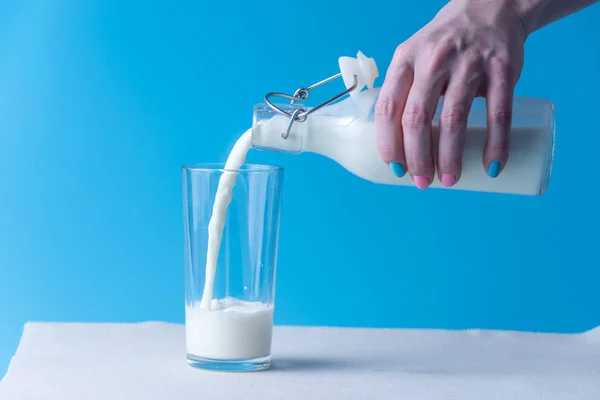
top-left (187, 51), bottom-right (555, 360)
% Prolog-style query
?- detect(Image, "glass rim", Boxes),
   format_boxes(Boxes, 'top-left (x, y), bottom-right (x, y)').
top-left (182, 163), bottom-right (283, 174)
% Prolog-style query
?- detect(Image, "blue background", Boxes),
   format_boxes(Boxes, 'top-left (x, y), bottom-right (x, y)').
top-left (1, 0), bottom-right (599, 378)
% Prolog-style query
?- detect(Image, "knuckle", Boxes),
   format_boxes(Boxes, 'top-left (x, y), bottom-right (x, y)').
top-left (383, 62), bottom-right (414, 90)
top-left (422, 40), bottom-right (438, 58)
top-left (424, 46), bottom-right (452, 74)
top-left (393, 44), bottom-right (412, 65)
top-left (402, 107), bottom-right (430, 132)
top-left (489, 109), bottom-right (512, 125)
top-left (385, 62), bottom-right (407, 80)
top-left (374, 97), bottom-right (398, 119)
top-left (427, 33), bottom-right (455, 55)
top-left (488, 54), bottom-right (513, 78)
top-left (495, 51), bottom-right (513, 64)
top-left (440, 106), bottom-right (468, 131)
top-left (457, 56), bottom-right (484, 87)
top-left (462, 62), bottom-right (480, 79)
top-left (438, 34), bottom-right (456, 49)
top-left (463, 49), bottom-right (483, 69)
top-left (487, 142), bottom-right (509, 152)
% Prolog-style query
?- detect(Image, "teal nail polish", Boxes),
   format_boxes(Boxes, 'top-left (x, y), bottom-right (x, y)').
top-left (389, 162), bottom-right (406, 177)
top-left (488, 161), bottom-right (501, 178)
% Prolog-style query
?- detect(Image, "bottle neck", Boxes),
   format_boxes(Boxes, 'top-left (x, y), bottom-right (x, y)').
top-left (251, 88), bottom-right (380, 155)
top-left (252, 112), bottom-right (306, 154)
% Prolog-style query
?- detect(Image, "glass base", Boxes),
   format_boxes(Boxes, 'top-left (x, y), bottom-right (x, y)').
top-left (186, 353), bottom-right (271, 372)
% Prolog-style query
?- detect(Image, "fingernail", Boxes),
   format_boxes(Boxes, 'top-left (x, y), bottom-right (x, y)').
top-left (413, 175), bottom-right (431, 190)
top-left (488, 161), bottom-right (501, 178)
top-left (441, 173), bottom-right (457, 188)
top-left (389, 162), bottom-right (406, 178)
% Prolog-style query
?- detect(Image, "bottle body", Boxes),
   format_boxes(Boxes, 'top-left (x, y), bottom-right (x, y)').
top-left (252, 88), bottom-right (555, 196)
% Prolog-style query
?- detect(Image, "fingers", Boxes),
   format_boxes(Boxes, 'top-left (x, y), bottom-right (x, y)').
top-left (402, 70), bottom-right (445, 189)
top-left (484, 56), bottom-right (514, 178)
top-left (374, 53), bottom-right (414, 178)
top-left (437, 61), bottom-right (482, 187)
top-left (379, 42), bottom-right (517, 187)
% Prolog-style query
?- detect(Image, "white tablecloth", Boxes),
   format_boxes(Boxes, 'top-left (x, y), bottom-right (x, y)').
top-left (1, 322), bottom-right (599, 399)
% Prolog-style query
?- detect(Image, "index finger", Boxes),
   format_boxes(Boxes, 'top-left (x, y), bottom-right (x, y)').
top-left (374, 57), bottom-right (414, 178)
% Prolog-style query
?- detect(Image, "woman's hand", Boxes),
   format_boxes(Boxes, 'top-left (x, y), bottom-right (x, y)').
top-left (375, 0), bottom-right (526, 188)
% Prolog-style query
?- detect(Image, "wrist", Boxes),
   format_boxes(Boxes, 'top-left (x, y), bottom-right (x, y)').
top-left (510, 0), bottom-right (549, 37)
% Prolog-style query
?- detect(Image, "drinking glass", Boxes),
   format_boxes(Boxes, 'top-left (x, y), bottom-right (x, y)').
top-left (182, 163), bottom-right (283, 372)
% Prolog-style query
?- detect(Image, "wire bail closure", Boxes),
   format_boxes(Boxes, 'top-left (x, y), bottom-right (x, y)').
top-left (264, 73), bottom-right (358, 139)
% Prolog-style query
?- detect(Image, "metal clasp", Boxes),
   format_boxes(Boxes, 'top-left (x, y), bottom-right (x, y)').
top-left (264, 73), bottom-right (358, 139)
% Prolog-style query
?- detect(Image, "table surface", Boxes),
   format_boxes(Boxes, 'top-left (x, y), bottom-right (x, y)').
top-left (1, 322), bottom-right (599, 399)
